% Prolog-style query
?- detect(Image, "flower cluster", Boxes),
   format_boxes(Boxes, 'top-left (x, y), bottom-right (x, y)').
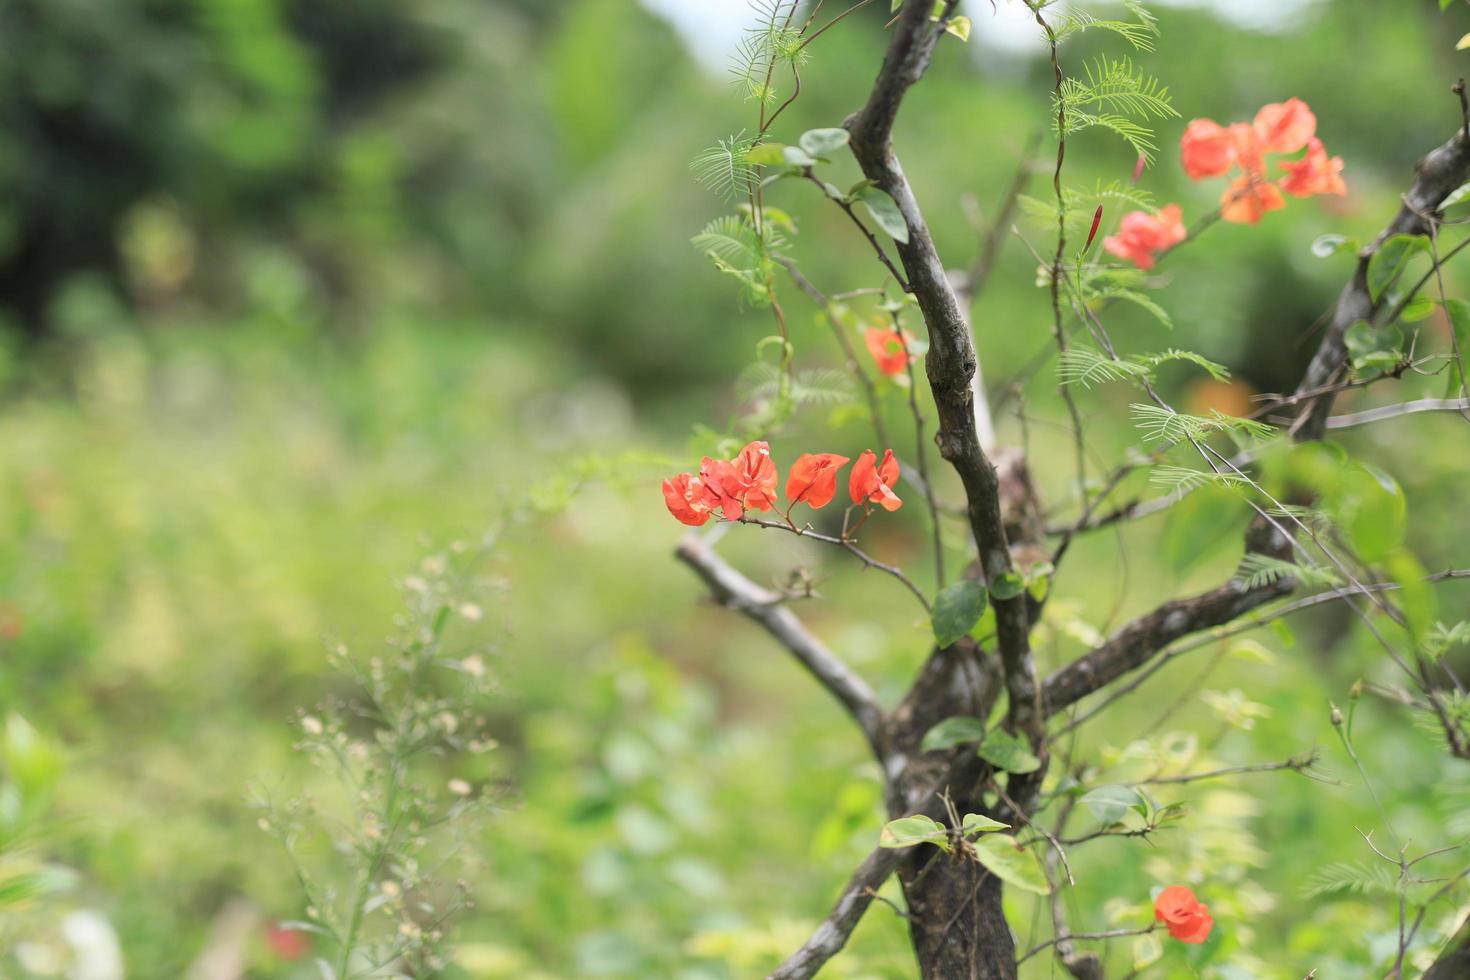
top-left (1181, 96), bottom-right (1344, 224)
top-left (1103, 203), bottom-right (1186, 271)
top-left (1106, 98), bottom-right (1345, 270)
top-left (662, 441), bottom-right (902, 526)
top-left (1153, 885), bottom-right (1213, 944)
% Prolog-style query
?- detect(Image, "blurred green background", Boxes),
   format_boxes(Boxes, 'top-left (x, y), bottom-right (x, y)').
top-left (4, 0), bottom-right (1470, 976)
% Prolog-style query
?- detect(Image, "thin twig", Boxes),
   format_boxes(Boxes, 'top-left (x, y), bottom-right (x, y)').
top-left (1016, 925), bottom-right (1159, 966)
top-left (1136, 752), bottom-right (1321, 785)
top-left (737, 516), bottom-right (932, 611)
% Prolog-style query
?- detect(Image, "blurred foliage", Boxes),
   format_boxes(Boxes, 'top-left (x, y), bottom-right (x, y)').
top-left (5, 0), bottom-right (1470, 976)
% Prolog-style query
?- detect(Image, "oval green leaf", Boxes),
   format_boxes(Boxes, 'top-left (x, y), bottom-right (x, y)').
top-left (932, 580), bottom-right (988, 648)
top-left (977, 729), bottom-right (1041, 774)
top-left (855, 186), bottom-right (910, 244)
top-left (971, 834), bottom-right (1051, 895)
top-left (879, 814), bottom-right (950, 851)
top-left (920, 715), bottom-right (987, 753)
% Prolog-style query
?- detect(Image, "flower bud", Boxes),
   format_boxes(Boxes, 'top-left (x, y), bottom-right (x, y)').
top-left (1329, 702), bottom-right (1344, 728)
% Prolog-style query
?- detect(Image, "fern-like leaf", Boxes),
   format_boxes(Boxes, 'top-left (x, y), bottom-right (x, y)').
top-left (1137, 349), bottom-right (1230, 381)
top-left (1303, 861), bottom-right (1401, 899)
top-left (1149, 466), bottom-right (1253, 493)
top-left (1058, 346), bottom-right (1150, 388)
top-left (692, 134), bottom-right (758, 202)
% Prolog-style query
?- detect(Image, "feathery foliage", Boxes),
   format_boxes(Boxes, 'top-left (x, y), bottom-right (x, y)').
top-left (1055, 0), bottom-right (1160, 52)
top-left (729, 0), bottom-right (807, 103)
top-left (692, 133), bottom-right (759, 202)
top-left (1128, 403), bottom-right (1273, 444)
top-left (1056, 57), bottom-right (1177, 161)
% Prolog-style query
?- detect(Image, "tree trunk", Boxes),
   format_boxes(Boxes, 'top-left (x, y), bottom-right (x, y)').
top-left (902, 852), bottom-right (1016, 980)
top-left (879, 638), bottom-right (1018, 979)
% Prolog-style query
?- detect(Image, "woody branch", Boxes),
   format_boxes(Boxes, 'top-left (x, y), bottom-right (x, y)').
top-left (845, 0), bottom-right (1045, 762)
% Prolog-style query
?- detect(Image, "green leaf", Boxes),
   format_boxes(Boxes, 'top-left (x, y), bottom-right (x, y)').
top-left (1080, 784), bottom-right (1145, 825)
top-left (855, 186), bottom-right (910, 243)
top-left (1445, 299), bottom-right (1470, 396)
top-left (745, 143), bottom-right (787, 166)
top-left (921, 716), bottom-right (987, 752)
top-left (1366, 234), bottom-right (1428, 303)
top-left (978, 729), bottom-right (1042, 774)
top-left (990, 572), bottom-right (1025, 600)
top-left (932, 580), bottom-right (988, 647)
top-left (944, 15), bottom-right (971, 41)
top-left (1401, 296), bottom-right (1436, 322)
top-left (1345, 320), bottom-right (1404, 376)
top-left (1386, 548), bottom-right (1437, 640)
top-left (879, 814), bottom-right (950, 851)
top-left (971, 835), bottom-right (1051, 894)
top-left (961, 813), bottom-right (1010, 836)
top-left (1337, 463), bottom-right (1405, 562)
top-left (782, 145), bottom-right (816, 167)
top-left (798, 128), bottom-right (849, 158)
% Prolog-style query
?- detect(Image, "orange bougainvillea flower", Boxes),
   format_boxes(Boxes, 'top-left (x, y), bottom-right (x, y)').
top-left (864, 327), bottom-right (913, 377)
top-left (701, 440), bottom-right (779, 518)
top-left (1280, 136), bottom-right (1346, 197)
top-left (1220, 175), bottom-right (1286, 225)
top-left (1227, 122), bottom-right (1267, 181)
top-left (1253, 97), bottom-right (1316, 155)
top-left (849, 449), bottom-right (902, 512)
top-left (662, 471), bottom-right (721, 526)
top-left (786, 452), bottom-right (851, 510)
top-left (1154, 886), bottom-right (1214, 944)
top-left (1179, 118), bottom-right (1237, 179)
top-left (1103, 204), bottom-right (1186, 270)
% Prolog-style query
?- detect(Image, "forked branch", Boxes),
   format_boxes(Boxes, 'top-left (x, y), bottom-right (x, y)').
top-left (676, 534), bottom-right (886, 760)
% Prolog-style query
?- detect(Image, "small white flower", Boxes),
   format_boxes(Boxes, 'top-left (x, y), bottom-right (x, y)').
top-left (448, 778), bottom-right (472, 797)
top-left (458, 602), bottom-right (483, 622)
top-left (301, 715), bottom-right (323, 736)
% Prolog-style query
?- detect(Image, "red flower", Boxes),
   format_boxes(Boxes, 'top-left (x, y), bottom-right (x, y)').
top-left (1253, 97), bottom-right (1316, 155)
top-left (786, 453), bottom-right (851, 510)
top-left (1103, 204), bottom-right (1186, 270)
top-left (1179, 118), bottom-right (1236, 180)
top-left (864, 327), bottom-right (914, 377)
top-left (265, 923), bottom-right (311, 960)
top-left (849, 449), bottom-right (902, 512)
top-left (662, 472), bottom-right (720, 526)
top-left (703, 440), bottom-right (779, 517)
top-left (1227, 122), bottom-right (1267, 181)
top-left (1220, 175), bottom-right (1285, 225)
top-left (1280, 136), bottom-right (1346, 197)
top-left (1154, 886), bottom-right (1214, 944)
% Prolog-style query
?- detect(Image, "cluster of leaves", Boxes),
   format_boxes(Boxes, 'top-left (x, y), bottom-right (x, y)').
top-left (1056, 56), bottom-right (1178, 162)
top-left (877, 809), bottom-right (1050, 896)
